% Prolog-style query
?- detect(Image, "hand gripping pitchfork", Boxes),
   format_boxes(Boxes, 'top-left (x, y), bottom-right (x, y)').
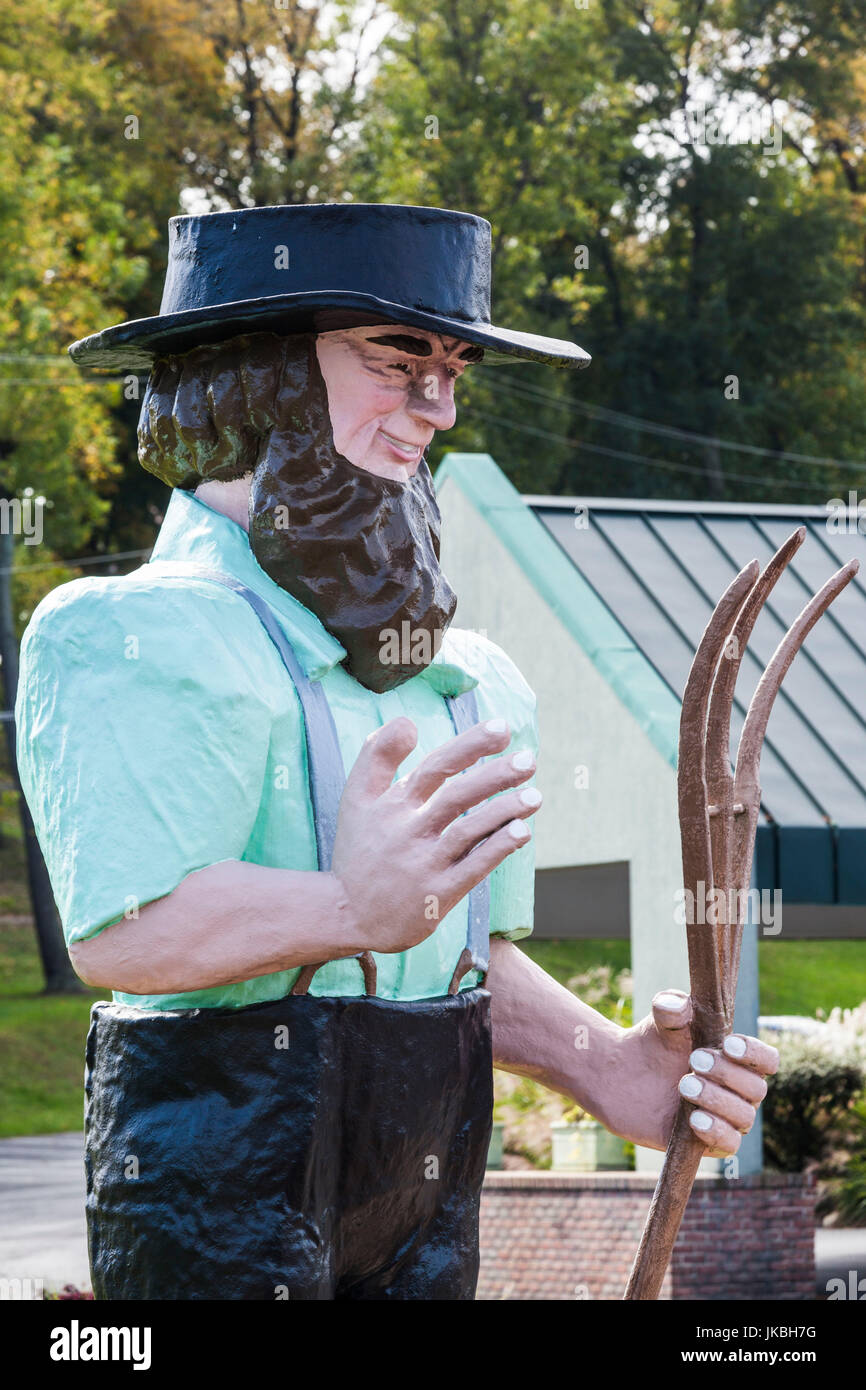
top-left (624, 528), bottom-right (859, 1301)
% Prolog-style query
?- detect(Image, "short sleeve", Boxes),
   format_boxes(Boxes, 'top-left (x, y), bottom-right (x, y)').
top-left (455, 633), bottom-right (538, 942)
top-left (15, 575), bottom-right (276, 945)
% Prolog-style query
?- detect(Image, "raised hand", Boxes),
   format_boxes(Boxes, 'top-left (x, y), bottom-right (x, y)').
top-left (331, 715), bottom-right (541, 955)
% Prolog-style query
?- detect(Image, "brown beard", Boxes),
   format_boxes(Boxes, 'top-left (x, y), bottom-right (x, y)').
top-left (248, 335), bottom-right (457, 693)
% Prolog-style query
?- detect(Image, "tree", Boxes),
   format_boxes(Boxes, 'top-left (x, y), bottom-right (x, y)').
top-left (0, 0), bottom-right (140, 989)
top-left (346, 0), bottom-right (628, 492)
top-left (354, 0), bottom-right (866, 502)
top-left (0, 0), bottom-right (388, 982)
top-left (584, 0), bottom-right (866, 500)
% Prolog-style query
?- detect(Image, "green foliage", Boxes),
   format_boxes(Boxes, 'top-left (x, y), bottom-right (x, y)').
top-left (761, 1034), bottom-right (863, 1172)
top-left (492, 1071), bottom-right (559, 1168)
top-left (349, 0), bottom-right (627, 493)
top-left (492, 943), bottom-right (634, 1165)
top-left (819, 1091), bottom-right (866, 1226)
top-left (350, 0), bottom-right (866, 502)
top-left (564, 962), bottom-right (632, 1027)
top-left (6, 0), bottom-right (866, 555)
top-left (834, 1152), bottom-right (866, 1225)
top-left (0, 789), bottom-right (21, 845)
top-left (1, 0), bottom-right (373, 622)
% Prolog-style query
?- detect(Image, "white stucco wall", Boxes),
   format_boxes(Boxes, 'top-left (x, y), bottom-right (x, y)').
top-left (437, 473), bottom-right (761, 1175)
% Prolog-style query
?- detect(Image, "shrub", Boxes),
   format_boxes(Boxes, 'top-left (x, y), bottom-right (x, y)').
top-left (493, 963), bottom-right (635, 1166)
top-left (834, 1153), bottom-right (866, 1224)
top-left (823, 1094), bottom-right (866, 1226)
top-left (760, 1033), bottom-right (863, 1172)
top-left (565, 964), bottom-right (633, 1027)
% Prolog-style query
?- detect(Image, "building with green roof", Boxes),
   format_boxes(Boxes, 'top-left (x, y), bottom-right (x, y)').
top-left (435, 451), bottom-right (866, 1175)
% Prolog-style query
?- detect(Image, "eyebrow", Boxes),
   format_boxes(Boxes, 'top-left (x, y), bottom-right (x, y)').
top-left (363, 332), bottom-right (482, 361)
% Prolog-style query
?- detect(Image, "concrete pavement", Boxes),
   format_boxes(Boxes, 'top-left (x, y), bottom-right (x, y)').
top-left (0, 1133), bottom-right (90, 1293)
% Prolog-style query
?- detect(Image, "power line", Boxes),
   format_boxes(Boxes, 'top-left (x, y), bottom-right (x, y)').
top-left (0, 380), bottom-right (112, 388)
top-left (0, 353), bottom-right (74, 364)
top-left (462, 406), bottom-right (866, 494)
top-left (0, 548), bottom-right (151, 578)
top-left (483, 370), bottom-right (866, 473)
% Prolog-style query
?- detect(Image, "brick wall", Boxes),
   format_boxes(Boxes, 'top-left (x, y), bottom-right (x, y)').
top-left (477, 1171), bottom-right (815, 1301)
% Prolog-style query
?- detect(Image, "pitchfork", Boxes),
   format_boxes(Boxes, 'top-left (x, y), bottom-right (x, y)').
top-left (624, 528), bottom-right (859, 1300)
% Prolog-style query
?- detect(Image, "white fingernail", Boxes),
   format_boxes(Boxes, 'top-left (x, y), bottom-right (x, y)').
top-left (507, 819), bottom-right (531, 841)
top-left (690, 1111), bottom-right (713, 1132)
top-left (690, 1049), bottom-right (715, 1073)
top-left (485, 718), bottom-right (507, 734)
top-left (723, 1035), bottom-right (747, 1058)
top-left (656, 991), bottom-right (688, 1011)
top-left (520, 788), bottom-right (542, 808)
top-left (512, 750), bottom-right (534, 771)
top-left (679, 1075), bottom-right (703, 1099)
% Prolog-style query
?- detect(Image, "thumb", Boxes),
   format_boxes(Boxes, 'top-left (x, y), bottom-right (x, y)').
top-left (651, 989), bottom-right (694, 1035)
top-left (345, 716), bottom-right (419, 800)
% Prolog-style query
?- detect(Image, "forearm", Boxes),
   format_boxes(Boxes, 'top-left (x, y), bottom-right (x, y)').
top-left (486, 938), bottom-right (627, 1133)
top-left (69, 860), bottom-right (365, 995)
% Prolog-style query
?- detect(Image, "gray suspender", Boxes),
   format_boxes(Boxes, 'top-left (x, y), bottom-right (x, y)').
top-left (443, 689), bottom-right (491, 990)
top-left (155, 564), bottom-right (490, 994)
top-left (168, 567), bottom-right (344, 870)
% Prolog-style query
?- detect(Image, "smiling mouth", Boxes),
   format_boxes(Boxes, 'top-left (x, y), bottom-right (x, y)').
top-left (378, 429), bottom-right (428, 459)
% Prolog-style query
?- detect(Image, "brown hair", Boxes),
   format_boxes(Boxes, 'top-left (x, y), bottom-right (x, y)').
top-left (137, 332), bottom-right (291, 489)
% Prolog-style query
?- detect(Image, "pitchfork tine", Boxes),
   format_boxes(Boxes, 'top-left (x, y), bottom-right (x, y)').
top-left (726, 556), bottom-right (861, 986)
top-left (735, 557), bottom-right (861, 795)
top-left (705, 529), bottom-right (806, 1007)
top-left (678, 560), bottom-right (759, 904)
top-left (705, 530), bottom-right (806, 792)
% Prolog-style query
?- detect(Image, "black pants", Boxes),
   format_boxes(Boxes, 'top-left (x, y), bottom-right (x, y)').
top-left (84, 988), bottom-right (493, 1300)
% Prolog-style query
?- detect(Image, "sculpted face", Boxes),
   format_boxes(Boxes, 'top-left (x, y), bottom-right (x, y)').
top-left (314, 326), bottom-right (479, 480)
top-left (138, 323), bottom-right (481, 691)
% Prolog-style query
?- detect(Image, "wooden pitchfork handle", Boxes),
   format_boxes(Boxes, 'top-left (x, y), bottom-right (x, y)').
top-left (624, 529), bottom-right (859, 1301)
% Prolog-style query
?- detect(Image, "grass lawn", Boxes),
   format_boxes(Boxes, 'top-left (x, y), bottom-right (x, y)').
top-left (520, 939), bottom-right (631, 984)
top-left (756, 940), bottom-right (866, 1016)
top-left (0, 830), bottom-right (102, 1138)
top-left (521, 938), bottom-right (866, 1017)
top-left (0, 922), bottom-right (102, 1136)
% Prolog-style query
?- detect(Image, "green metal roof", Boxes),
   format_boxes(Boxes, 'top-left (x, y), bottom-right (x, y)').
top-left (435, 452), bottom-right (866, 905)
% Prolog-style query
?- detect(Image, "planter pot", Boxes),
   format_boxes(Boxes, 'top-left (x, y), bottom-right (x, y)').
top-left (551, 1118), bottom-right (629, 1171)
top-left (486, 1120), bottom-right (506, 1169)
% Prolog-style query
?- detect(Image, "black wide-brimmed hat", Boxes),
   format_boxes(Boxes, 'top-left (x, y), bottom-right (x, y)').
top-left (67, 203), bottom-right (592, 372)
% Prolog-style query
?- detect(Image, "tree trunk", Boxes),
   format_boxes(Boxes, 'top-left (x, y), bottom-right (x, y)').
top-left (0, 521), bottom-right (82, 992)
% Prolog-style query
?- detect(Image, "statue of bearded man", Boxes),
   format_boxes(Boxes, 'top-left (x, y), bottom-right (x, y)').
top-left (14, 204), bottom-right (776, 1303)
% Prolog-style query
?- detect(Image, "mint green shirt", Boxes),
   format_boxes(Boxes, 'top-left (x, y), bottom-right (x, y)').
top-left (15, 488), bottom-right (538, 1009)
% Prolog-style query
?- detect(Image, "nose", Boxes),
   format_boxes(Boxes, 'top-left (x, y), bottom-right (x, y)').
top-left (406, 371), bottom-right (457, 431)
